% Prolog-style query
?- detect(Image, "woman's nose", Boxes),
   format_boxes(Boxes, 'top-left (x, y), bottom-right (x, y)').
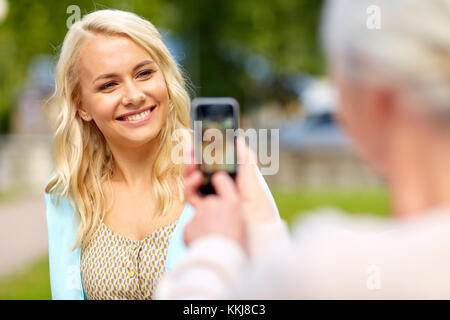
top-left (121, 81), bottom-right (146, 106)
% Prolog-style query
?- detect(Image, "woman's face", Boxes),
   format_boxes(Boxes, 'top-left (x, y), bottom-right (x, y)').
top-left (77, 34), bottom-right (170, 149)
top-left (333, 70), bottom-right (388, 175)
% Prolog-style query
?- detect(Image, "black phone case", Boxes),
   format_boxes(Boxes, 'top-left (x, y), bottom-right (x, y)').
top-left (191, 97), bottom-right (240, 196)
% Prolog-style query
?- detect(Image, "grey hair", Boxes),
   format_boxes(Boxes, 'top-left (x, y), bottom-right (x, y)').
top-left (321, 0), bottom-right (450, 115)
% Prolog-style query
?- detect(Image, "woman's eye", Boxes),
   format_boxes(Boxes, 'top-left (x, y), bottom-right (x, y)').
top-left (138, 70), bottom-right (154, 78)
top-left (100, 82), bottom-right (116, 91)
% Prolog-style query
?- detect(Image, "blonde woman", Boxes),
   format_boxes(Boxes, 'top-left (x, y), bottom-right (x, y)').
top-left (44, 9), bottom-right (280, 300)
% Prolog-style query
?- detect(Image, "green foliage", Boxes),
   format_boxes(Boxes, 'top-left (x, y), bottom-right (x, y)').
top-left (0, 186), bottom-right (28, 204)
top-left (171, 0), bottom-right (324, 110)
top-left (0, 0), bottom-right (324, 132)
top-left (0, 256), bottom-right (51, 300)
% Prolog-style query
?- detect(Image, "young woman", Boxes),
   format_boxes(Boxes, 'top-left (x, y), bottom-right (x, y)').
top-left (44, 9), bottom-right (281, 300)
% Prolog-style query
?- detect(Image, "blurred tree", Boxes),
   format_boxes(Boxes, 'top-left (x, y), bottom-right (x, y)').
top-left (171, 0), bottom-right (324, 111)
top-left (0, 0), bottom-right (324, 133)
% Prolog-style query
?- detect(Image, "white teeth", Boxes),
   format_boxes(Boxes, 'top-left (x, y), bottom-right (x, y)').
top-left (123, 109), bottom-right (151, 122)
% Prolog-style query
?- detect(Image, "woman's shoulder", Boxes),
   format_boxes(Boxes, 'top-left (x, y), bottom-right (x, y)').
top-left (44, 191), bottom-right (75, 212)
top-left (44, 189), bottom-right (79, 233)
top-left (44, 173), bottom-right (77, 212)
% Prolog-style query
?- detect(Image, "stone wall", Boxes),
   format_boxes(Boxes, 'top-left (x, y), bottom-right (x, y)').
top-left (0, 134), bottom-right (53, 193)
top-left (263, 149), bottom-right (381, 190)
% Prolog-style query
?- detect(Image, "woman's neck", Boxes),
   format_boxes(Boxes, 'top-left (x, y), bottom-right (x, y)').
top-left (387, 115), bottom-right (450, 218)
top-left (108, 139), bottom-right (160, 190)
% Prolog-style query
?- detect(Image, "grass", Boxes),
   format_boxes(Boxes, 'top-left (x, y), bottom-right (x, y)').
top-left (0, 257), bottom-right (51, 300)
top-left (272, 187), bottom-right (390, 226)
top-left (0, 187), bottom-right (389, 300)
top-left (0, 186), bottom-right (31, 205)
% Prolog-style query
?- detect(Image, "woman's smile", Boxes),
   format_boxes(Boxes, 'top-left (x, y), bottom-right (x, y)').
top-left (116, 105), bottom-right (157, 126)
top-left (78, 34), bottom-right (171, 147)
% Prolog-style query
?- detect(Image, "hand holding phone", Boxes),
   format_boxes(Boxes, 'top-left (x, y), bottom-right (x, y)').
top-left (191, 97), bottom-right (239, 195)
top-left (183, 137), bottom-right (280, 248)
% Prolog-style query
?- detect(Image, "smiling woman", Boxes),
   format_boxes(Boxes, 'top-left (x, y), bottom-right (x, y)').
top-left (77, 35), bottom-right (172, 149)
top-left (43, 9), bottom-right (193, 300)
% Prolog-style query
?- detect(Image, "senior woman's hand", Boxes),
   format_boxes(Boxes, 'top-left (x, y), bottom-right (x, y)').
top-left (183, 171), bottom-right (246, 248)
top-left (183, 139), bottom-right (278, 248)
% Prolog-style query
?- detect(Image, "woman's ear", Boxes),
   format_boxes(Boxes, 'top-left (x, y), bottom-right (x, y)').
top-left (77, 103), bottom-right (92, 121)
top-left (366, 84), bottom-right (396, 130)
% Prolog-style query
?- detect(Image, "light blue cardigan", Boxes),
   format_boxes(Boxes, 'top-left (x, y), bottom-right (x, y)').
top-left (44, 172), bottom-right (278, 300)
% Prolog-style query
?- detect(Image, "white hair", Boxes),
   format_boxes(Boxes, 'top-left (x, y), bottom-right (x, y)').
top-left (321, 0), bottom-right (450, 115)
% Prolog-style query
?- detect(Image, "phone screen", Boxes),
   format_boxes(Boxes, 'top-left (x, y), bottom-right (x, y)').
top-left (193, 99), bottom-right (238, 195)
top-left (200, 117), bottom-right (235, 174)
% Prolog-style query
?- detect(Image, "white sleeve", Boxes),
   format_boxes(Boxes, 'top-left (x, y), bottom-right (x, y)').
top-left (246, 218), bottom-right (291, 261)
top-left (227, 209), bottom-right (450, 299)
top-left (155, 235), bottom-right (248, 300)
top-left (158, 207), bottom-right (450, 299)
top-left (223, 211), bottom-right (390, 299)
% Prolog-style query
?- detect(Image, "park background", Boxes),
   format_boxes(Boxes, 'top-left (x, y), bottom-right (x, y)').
top-left (0, 0), bottom-right (388, 299)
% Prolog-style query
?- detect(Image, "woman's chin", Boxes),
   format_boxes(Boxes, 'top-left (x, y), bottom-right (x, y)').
top-left (111, 132), bottom-right (161, 150)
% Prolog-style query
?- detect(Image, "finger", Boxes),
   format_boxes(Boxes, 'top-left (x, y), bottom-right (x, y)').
top-left (236, 137), bottom-right (257, 167)
top-left (211, 171), bottom-right (239, 202)
top-left (235, 138), bottom-right (260, 190)
top-left (184, 170), bottom-right (203, 207)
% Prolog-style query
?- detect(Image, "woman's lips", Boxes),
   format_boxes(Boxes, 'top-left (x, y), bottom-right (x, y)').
top-left (116, 105), bottom-right (155, 120)
top-left (116, 105), bottom-right (157, 126)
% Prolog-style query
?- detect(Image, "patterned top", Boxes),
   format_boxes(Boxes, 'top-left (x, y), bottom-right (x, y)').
top-left (81, 221), bottom-right (177, 300)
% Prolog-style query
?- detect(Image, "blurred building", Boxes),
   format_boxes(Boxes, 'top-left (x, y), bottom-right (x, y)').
top-left (0, 55), bottom-right (55, 193)
top-left (248, 78), bottom-right (382, 189)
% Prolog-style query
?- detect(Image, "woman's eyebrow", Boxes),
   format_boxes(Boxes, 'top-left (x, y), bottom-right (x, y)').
top-left (92, 60), bottom-right (155, 84)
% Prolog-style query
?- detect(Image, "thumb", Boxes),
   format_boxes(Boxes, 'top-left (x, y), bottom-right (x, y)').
top-left (211, 171), bottom-right (239, 202)
top-left (236, 138), bottom-right (260, 189)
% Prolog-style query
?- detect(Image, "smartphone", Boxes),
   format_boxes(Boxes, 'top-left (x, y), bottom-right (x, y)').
top-left (191, 97), bottom-right (239, 195)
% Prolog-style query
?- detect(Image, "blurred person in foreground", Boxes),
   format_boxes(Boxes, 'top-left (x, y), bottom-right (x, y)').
top-left (155, 0), bottom-right (450, 299)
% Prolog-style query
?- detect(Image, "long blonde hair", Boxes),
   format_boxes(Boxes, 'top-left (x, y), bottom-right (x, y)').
top-left (45, 9), bottom-right (191, 249)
